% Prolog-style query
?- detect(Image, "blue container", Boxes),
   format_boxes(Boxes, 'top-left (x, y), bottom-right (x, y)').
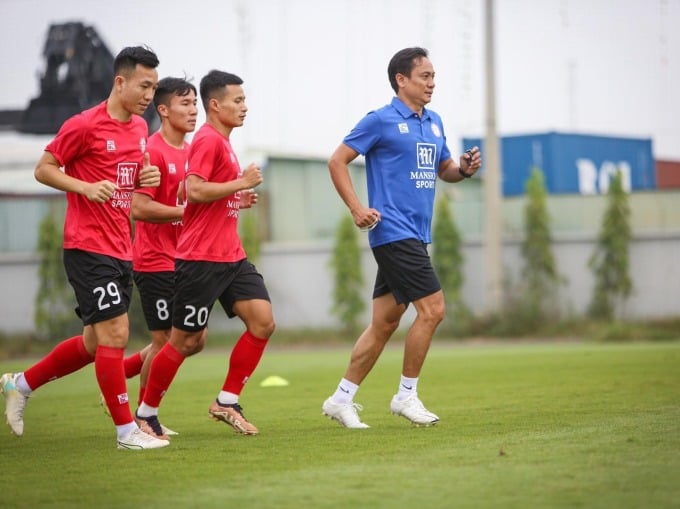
top-left (462, 132), bottom-right (655, 196)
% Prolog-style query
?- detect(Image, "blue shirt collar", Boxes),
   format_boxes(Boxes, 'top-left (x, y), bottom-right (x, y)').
top-left (390, 96), bottom-right (430, 120)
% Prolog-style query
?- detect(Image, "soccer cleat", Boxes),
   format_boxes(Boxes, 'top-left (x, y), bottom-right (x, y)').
top-left (322, 397), bottom-right (370, 429)
top-left (161, 424), bottom-right (179, 436)
top-left (208, 400), bottom-right (259, 435)
top-left (103, 395), bottom-right (177, 434)
top-left (117, 428), bottom-right (170, 450)
top-left (1, 372), bottom-right (29, 436)
top-left (390, 393), bottom-right (439, 426)
top-left (134, 412), bottom-right (171, 440)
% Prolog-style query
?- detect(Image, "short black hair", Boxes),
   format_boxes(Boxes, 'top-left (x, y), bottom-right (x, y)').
top-left (199, 70), bottom-right (244, 111)
top-left (153, 77), bottom-right (197, 109)
top-left (113, 46), bottom-right (159, 75)
top-left (387, 47), bottom-right (429, 94)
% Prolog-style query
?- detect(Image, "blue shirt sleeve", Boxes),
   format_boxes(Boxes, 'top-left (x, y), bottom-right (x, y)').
top-left (343, 111), bottom-right (382, 155)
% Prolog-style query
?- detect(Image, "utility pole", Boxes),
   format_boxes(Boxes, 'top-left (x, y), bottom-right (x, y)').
top-left (484, 0), bottom-right (503, 312)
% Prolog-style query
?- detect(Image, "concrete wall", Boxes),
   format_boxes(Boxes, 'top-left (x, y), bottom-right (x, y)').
top-left (2, 232), bottom-right (679, 335)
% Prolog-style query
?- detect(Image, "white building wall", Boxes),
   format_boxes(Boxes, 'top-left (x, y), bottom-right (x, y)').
top-left (2, 233), bottom-right (679, 335)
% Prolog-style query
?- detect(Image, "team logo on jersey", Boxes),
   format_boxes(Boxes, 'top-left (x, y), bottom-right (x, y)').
top-left (398, 123), bottom-right (409, 134)
top-left (106, 140), bottom-right (116, 152)
top-left (117, 162), bottom-right (137, 189)
top-left (416, 143), bottom-right (436, 170)
top-left (431, 124), bottom-right (441, 138)
top-left (139, 137), bottom-right (146, 153)
top-left (168, 163), bottom-right (176, 174)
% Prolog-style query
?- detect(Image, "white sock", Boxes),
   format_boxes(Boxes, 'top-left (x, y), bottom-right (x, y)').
top-left (396, 375), bottom-right (418, 401)
top-left (136, 403), bottom-right (158, 418)
top-left (116, 421), bottom-right (138, 439)
top-left (15, 373), bottom-right (32, 396)
top-left (331, 378), bottom-right (359, 404)
top-left (217, 391), bottom-right (238, 405)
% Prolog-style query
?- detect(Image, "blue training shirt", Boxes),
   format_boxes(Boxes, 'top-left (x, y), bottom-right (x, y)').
top-left (343, 96), bottom-right (452, 248)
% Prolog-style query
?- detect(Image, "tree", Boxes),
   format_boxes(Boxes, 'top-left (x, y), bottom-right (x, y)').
top-left (588, 171), bottom-right (633, 319)
top-left (518, 168), bottom-right (563, 327)
top-left (432, 194), bottom-right (470, 335)
top-left (239, 210), bottom-right (261, 264)
top-left (34, 203), bottom-right (80, 341)
top-left (330, 215), bottom-right (365, 334)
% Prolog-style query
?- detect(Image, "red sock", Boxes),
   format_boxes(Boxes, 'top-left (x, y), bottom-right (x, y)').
top-left (142, 342), bottom-right (185, 407)
top-left (222, 331), bottom-right (268, 395)
top-left (23, 336), bottom-right (93, 391)
top-left (123, 351), bottom-right (143, 378)
top-left (95, 346), bottom-right (133, 425)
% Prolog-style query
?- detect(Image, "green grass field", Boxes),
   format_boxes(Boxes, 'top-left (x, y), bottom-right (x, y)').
top-left (0, 340), bottom-right (678, 509)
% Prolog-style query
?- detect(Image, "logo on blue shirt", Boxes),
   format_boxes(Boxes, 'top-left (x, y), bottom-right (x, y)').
top-left (417, 143), bottom-right (436, 170)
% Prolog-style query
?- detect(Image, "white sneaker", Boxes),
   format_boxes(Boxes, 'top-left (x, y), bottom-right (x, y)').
top-left (117, 428), bottom-right (170, 450)
top-left (390, 393), bottom-right (439, 426)
top-left (103, 395), bottom-right (178, 435)
top-left (1, 373), bottom-right (29, 436)
top-left (322, 397), bottom-right (370, 429)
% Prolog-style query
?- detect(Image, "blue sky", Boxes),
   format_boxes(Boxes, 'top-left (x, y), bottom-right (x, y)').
top-left (2, 0), bottom-right (678, 159)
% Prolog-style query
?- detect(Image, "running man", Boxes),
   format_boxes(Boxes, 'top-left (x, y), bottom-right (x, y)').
top-left (1, 46), bottom-right (169, 450)
top-left (321, 47), bottom-right (482, 428)
top-left (115, 77), bottom-right (198, 439)
top-left (135, 69), bottom-right (275, 436)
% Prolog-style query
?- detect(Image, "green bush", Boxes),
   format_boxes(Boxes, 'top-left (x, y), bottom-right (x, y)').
top-left (588, 171), bottom-right (633, 320)
top-left (517, 168), bottom-right (564, 327)
top-left (34, 204), bottom-right (80, 341)
top-left (329, 215), bottom-right (365, 334)
top-left (239, 209), bottom-right (261, 264)
top-left (432, 194), bottom-right (471, 336)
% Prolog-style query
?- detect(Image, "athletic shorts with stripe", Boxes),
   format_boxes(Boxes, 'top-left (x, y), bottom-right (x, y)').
top-left (133, 271), bottom-right (174, 331)
top-left (371, 238), bottom-right (441, 306)
top-left (172, 259), bottom-right (271, 332)
top-left (63, 248), bottom-right (133, 325)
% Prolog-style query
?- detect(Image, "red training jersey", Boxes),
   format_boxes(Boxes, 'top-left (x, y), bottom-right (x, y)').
top-left (175, 123), bottom-right (246, 262)
top-left (45, 101), bottom-right (149, 260)
top-left (132, 132), bottom-right (189, 272)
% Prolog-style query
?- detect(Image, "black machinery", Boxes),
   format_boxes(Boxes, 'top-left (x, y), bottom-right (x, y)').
top-left (0, 21), bottom-right (158, 134)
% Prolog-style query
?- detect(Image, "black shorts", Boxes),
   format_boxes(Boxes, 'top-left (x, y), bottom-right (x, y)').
top-left (173, 259), bottom-right (270, 332)
top-left (371, 238), bottom-right (441, 306)
top-left (133, 271), bottom-right (174, 331)
top-left (63, 249), bottom-right (133, 326)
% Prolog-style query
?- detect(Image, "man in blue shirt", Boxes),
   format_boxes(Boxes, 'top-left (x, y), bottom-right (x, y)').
top-left (322, 47), bottom-right (482, 428)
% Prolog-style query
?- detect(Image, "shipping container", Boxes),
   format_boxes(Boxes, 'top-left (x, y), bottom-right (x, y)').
top-left (462, 132), bottom-right (655, 196)
top-left (655, 159), bottom-right (680, 189)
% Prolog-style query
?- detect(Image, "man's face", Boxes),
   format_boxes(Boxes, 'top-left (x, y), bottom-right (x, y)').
top-left (398, 57), bottom-right (435, 109)
top-left (164, 90), bottom-right (198, 134)
top-left (214, 84), bottom-right (248, 128)
top-left (120, 64), bottom-right (159, 116)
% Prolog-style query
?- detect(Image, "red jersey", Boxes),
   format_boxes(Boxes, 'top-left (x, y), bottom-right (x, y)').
top-left (132, 132), bottom-right (189, 272)
top-left (45, 101), bottom-right (148, 260)
top-left (175, 123), bottom-right (246, 262)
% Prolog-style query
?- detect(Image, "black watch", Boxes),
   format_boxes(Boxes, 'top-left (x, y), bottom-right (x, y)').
top-left (459, 166), bottom-right (473, 178)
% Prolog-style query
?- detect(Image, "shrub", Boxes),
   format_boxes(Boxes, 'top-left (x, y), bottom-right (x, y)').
top-left (518, 168), bottom-right (564, 327)
top-left (432, 194), bottom-right (471, 335)
top-left (588, 171), bottom-right (633, 319)
top-left (329, 215), bottom-right (365, 334)
top-left (34, 205), bottom-right (80, 341)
